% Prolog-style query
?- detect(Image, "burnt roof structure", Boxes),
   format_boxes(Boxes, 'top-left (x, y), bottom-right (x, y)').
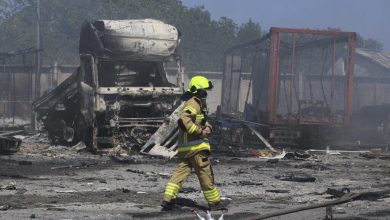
top-left (355, 48), bottom-right (390, 76)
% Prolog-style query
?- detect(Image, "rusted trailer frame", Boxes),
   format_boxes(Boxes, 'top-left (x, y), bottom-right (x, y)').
top-left (220, 27), bottom-right (357, 146)
top-left (267, 27), bottom-right (356, 125)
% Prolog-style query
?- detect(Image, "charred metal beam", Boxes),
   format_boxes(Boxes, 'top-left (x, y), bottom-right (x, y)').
top-left (270, 27), bottom-right (356, 37)
top-left (244, 123), bottom-right (277, 152)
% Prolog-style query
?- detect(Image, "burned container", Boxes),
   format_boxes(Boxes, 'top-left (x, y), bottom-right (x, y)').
top-left (221, 27), bottom-right (357, 146)
top-left (33, 19), bottom-right (183, 151)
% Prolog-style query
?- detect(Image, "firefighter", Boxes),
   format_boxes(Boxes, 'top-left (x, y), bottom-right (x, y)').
top-left (161, 76), bottom-right (230, 210)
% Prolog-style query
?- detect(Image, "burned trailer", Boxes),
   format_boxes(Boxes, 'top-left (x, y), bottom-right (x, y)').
top-left (33, 19), bottom-right (183, 151)
top-left (220, 27), bottom-right (357, 147)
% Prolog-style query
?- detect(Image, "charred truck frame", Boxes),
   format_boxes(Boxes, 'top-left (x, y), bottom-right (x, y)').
top-left (220, 27), bottom-right (357, 146)
top-left (33, 19), bottom-right (183, 151)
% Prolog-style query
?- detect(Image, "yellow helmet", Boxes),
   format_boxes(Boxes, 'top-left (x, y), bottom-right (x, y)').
top-left (187, 76), bottom-right (213, 93)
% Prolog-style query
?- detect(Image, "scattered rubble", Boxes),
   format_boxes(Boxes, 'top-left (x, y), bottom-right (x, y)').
top-left (50, 162), bottom-right (97, 170)
top-left (244, 188), bottom-right (390, 220)
top-left (0, 204), bottom-right (11, 211)
top-left (238, 181), bottom-right (263, 186)
top-left (0, 183), bottom-right (17, 190)
top-left (1, 134), bottom-right (390, 219)
top-left (265, 189), bottom-right (290, 194)
top-left (360, 152), bottom-right (390, 160)
top-left (251, 149), bottom-right (287, 159)
top-left (294, 161), bottom-right (330, 170)
top-left (179, 187), bottom-right (198, 193)
top-left (275, 173), bottom-right (316, 182)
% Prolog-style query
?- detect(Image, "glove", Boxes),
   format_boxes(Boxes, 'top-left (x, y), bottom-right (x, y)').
top-left (200, 126), bottom-right (212, 138)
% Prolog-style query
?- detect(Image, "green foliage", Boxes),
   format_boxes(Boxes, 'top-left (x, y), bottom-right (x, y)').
top-left (0, 0), bottom-right (264, 71)
top-left (356, 33), bottom-right (383, 50)
top-left (236, 19), bottom-right (261, 44)
top-left (0, 0), bottom-right (383, 71)
top-left (0, 0), bottom-right (28, 21)
top-left (327, 27), bottom-right (383, 50)
top-left (0, 0), bottom-right (33, 50)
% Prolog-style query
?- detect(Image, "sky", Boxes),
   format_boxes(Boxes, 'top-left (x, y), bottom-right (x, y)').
top-left (181, 0), bottom-right (390, 50)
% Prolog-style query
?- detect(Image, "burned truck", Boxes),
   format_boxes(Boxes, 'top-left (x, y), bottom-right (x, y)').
top-left (33, 19), bottom-right (183, 151)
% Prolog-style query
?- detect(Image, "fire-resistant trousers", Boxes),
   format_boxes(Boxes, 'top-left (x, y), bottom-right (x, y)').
top-left (163, 151), bottom-right (221, 205)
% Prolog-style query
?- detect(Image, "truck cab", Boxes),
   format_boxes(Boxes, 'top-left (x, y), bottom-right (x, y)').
top-left (33, 19), bottom-right (183, 151)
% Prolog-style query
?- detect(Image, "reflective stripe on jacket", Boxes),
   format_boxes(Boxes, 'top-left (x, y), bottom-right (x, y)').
top-left (177, 96), bottom-right (211, 157)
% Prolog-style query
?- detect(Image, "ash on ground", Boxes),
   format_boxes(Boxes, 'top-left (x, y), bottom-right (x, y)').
top-left (1, 134), bottom-right (390, 220)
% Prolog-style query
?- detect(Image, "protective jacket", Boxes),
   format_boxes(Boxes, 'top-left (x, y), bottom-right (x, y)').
top-left (177, 96), bottom-right (212, 158)
top-left (162, 76), bottom-right (222, 207)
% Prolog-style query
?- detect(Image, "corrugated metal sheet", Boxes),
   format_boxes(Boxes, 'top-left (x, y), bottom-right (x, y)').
top-left (356, 48), bottom-right (390, 70)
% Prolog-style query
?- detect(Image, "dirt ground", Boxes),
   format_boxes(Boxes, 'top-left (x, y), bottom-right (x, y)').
top-left (1, 135), bottom-right (390, 220)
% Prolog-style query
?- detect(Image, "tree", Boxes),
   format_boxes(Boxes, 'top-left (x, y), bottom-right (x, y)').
top-left (0, 0), bottom-right (262, 70)
top-left (327, 27), bottom-right (383, 51)
top-left (0, 0), bottom-right (28, 21)
top-left (0, 0), bottom-right (35, 56)
top-left (356, 33), bottom-right (383, 51)
top-left (236, 19), bottom-right (261, 44)
top-left (0, 0), bottom-right (383, 71)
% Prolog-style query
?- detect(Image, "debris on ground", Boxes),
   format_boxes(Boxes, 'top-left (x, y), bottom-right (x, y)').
top-left (265, 189), bottom-right (290, 193)
top-left (360, 152), bottom-right (390, 160)
top-left (275, 173), bottom-right (316, 182)
top-left (179, 187), bottom-right (198, 193)
top-left (194, 209), bottom-right (225, 220)
top-left (50, 162), bottom-right (97, 170)
top-left (285, 151), bottom-right (312, 160)
top-left (326, 188), bottom-right (351, 198)
top-left (239, 180), bottom-right (263, 186)
top-left (307, 149), bottom-right (371, 154)
top-left (251, 149), bottom-right (286, 159)
top-left (1, 135), bottom-right (389, 219)
top-left (0, 182), bottom-right (17, 190)
top-left (0, 136), bottom-right (21, 154)
top-left (0, 204), bottom-right (11, 211)
top-left (294, 162), bottom-right (330, 170)
top-left (243, 188), bottom-right (390, 220)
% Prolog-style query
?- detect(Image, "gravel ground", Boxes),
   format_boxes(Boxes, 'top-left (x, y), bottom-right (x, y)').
top-left (1, 138), bottom-right (390, 220)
